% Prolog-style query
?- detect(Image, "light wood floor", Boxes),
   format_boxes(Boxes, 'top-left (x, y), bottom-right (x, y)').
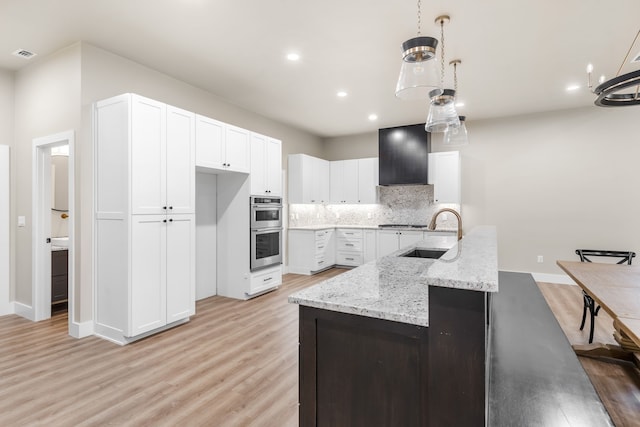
top-left (0, 272), bottom-right (638, 426)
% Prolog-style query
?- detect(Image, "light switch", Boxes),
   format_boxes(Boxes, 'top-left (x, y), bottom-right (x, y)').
top-left (18, 216), bottom-right (26, 227)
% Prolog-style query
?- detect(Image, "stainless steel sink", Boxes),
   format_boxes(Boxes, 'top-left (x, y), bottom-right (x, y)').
top-left (400, 248), bottom-right (448, 259)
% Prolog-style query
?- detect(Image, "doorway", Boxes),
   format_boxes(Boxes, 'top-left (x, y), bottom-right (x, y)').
top-left (32, 130), bottom-right (74, 333)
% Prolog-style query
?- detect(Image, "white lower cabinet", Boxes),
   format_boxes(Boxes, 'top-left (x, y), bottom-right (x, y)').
top-left (377, 230), bottom-right (424, 257)
top-left (288, 228), bottom-right (335, 275)
top-left (249, 265), bottom-right (283, 297)
top-left (336, 229), bottom-right (363, 267)
top-left (363, 229), bottom-right (377, 263)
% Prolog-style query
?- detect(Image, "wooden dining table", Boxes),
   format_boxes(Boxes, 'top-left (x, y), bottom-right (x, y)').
top-left (557, 260), bottom-right (640, 364)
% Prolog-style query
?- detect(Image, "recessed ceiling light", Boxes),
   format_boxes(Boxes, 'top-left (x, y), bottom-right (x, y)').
top-left (368, 114), bottom-right (378, 121)
top-left (566, 84), bottom-right (581, 92)
top-left (286, 53), bottom-right (300, 61)
top-left (337, 91), bottom-right (348, 98)
top-left (455, 101), bottom-right (465, 108)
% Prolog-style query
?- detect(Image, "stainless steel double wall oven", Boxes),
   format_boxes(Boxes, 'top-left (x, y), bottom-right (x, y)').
top-left (250, 196), bottom-right (283, 271)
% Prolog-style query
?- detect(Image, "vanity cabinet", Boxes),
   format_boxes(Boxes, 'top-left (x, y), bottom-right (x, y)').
top-left (250, 133), bottom-right (282, 196)
top-left (51, 250), bottom-right (68, 304)
top-left (429, 151), bottom-right (461, 204)
top-left (94, 93), bottom-right (195, 344)
top-left (288, 154), bottom-right (330, 204)
top-left (195, 115), bottom-right (250, 173)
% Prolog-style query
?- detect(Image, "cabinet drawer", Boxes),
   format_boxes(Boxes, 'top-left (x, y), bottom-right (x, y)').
top-left (51, 250), bottom-right (68, 276)
top-left (250, 266), bottom-right (282, 293)
top-left (337, 238), bottom-right (362, 252)
top-left (313, 256), bottom-right (331, 271)
top-left (315, 240), bottom-right (331, 254)
top-left (337, 229), bottom-right (362, 239)
top-left (336, 252), bottom-right (363, 266)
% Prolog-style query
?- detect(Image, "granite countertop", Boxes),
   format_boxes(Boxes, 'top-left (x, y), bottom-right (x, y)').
top-left (288, 226), bottom-right (498, 327)
top-left (288, 224), bottom-right (457, 232)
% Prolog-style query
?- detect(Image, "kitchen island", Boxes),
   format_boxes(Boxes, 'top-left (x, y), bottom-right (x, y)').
top-left (289, 226), bottom-right (498, 426)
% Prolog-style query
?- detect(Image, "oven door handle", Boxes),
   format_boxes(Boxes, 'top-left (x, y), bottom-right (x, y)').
top-left (251, 205), bottom-right (283, 209)
top-left (251, 227), bottom-right (283, 233)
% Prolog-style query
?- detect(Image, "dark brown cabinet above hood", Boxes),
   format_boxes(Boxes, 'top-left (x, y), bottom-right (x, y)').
top-left (378, 124), bottom-right (431, 186)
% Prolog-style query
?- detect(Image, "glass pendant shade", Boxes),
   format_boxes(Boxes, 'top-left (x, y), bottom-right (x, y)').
top-left (425, 89), bottom-right (460, 132)
top-left (443, 116), bottom-right (469, 146)
top-left (395, 37), bottom-right (442, 100)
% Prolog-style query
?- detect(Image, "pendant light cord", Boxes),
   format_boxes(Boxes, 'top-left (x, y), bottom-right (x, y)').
top-left (616, 29), bottom-right (640, 77)
top-left (440, 18), bottom-right (445, 86)
top-left (417, 0), bottom-right (422, 35)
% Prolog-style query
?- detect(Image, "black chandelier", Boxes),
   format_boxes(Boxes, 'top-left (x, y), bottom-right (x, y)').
top-left (589, 29), bottom-right (640, 107)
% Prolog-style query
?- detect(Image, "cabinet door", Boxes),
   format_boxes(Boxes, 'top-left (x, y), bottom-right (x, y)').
top-left (358, 158), bottom-right (378, 204)
top-left (329, 161), bottom-right (344, 204)
top-left (377, 230), bottom-right (400, 257)
top-left (363, 230), bottom-right (377, 263)
top-left (129, 215), bottom-right (167, 337)
top-left (131, 96), bottom-right (166, 214)
top-left (225, 125), bottom-right (250, 173)
top-left (166, 214), bottom-right (195, 322)
top-left (316, 158), bottom-right (331, 204)
top-left (343, 160), bottom-right (359, 203)
top-left (266, 138), bottom-right (282, 196)
top-left (250, 133), bottom-right (268, 196)
top-left (429, 151), bottom-right (461, 204)
top-left (398, 230), bottom-right (423, 250)
top-left (195, 115), bottom-right (225, 169)
top-left (166, 106), bottom-right (195, 214)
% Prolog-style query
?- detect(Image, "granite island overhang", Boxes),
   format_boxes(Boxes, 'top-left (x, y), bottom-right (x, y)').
top-left (289, 226), bottom-right (498, 427)
top-left (288, 225), bottom-right (498, 327)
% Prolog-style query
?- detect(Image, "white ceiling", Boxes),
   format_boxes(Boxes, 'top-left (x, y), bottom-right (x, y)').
top-left (1, 0), bottom-right (639, 137)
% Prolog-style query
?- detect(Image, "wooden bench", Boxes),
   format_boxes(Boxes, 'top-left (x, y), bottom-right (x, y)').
top-left (487, 271), bottom-right (613, 426)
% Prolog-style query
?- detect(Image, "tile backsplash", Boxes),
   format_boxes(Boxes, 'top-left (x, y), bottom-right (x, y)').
top-left (289, 185), bottom-right (459, 229)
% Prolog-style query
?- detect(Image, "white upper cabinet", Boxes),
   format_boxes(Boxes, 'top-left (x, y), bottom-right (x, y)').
top-left (195, 115), bottom-right (224, 170)
top-left (195, 115), bottom-right (250, 173)
top-left (429, 151), bottom-right (461, 204)
top-left (289, 154), bottom-right (330, 204)
top-left (225, 125), bottom-right (250, 173)
top-left (130, 96), bottom-right (166, 215)
top-left (330, 160), bottom-right (359, 204)
top-left (166, 105), bottom-right (196, 214)
top-left (357, 158), bottom-right (378, 204)
top-left (251, 133), bottom-right (282, 196)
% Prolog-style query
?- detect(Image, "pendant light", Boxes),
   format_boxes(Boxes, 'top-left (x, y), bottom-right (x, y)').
top-left (588, 29), bottom-right (640, 107)
top-left (443, 60), bottom-right (469, 146)
top-left (444, 116), bottom-right (469, 146)
top-left (395, 0), bottom-right (442, 100)
top-left (425, 15), bottom-right (459, 132)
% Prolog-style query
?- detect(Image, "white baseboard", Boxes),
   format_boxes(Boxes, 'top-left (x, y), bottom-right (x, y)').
top-left (530, 272), bottom-right (576, 285)
top-left (14, 301), bottom-right (35, 320)
top-left (69, 320), bottom-right (94, 338)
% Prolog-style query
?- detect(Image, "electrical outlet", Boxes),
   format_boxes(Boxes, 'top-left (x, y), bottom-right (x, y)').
top-left (295, 213), bottom-right (299, 219)
top-left (336, 212), bottom-right (340, 219)
top-left (18, 216), bottom-right (25, 227)
top-left (367, 212), bottom-right (372, 219)
top-left (537, 255), bottom-right (543, 263)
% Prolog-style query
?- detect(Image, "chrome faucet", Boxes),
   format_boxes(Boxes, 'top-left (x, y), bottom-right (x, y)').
top-left (428, 208), bottom-right (462, 241)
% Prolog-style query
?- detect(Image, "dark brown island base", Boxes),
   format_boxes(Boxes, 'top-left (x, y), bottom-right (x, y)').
top-left (290, 227), bottom-right (613, 426)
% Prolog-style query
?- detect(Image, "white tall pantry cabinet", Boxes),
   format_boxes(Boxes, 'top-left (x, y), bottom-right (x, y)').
top-left (94, 94), bottom-right (196, 345)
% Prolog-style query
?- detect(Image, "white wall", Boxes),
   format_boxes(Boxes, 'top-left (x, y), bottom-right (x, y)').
top-left (323, 106), bottom-right (640, 276)
top-left (13, 43), bottom-right (81, 309)
top-left (0, 70), bottom-right (14, 309)
top-left (0, 145), bottom-right (10, 315)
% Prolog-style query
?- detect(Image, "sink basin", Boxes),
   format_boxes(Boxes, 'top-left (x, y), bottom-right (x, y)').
top-left (401, 248), bottom-right (447, 259)
top-left (51, 237), bottom-right (69, 248)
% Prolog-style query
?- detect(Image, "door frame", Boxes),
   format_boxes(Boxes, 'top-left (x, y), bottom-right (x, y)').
top-left (32, 130), bottom-right (75, 332)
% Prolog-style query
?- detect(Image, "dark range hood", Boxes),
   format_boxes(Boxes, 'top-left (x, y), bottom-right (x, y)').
top-left (378, 123), bottom-right (431, 186)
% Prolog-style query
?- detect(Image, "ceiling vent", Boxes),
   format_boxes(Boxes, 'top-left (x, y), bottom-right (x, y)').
top-left (12, 49), bottom-right (37, 59)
